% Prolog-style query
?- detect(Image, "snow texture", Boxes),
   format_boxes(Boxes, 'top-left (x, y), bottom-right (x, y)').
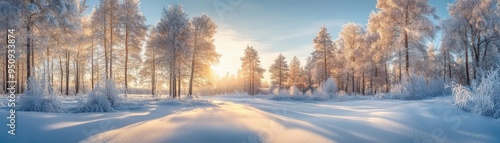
top-left (2, 95), bottom-right (499, 143)
top-left (156, 95), bottom-right (213, 107)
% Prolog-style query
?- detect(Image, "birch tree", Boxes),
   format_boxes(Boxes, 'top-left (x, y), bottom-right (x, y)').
top-left (375, 0), bottom-right (438, 77)
top-left (120, 0), bottom-right (147, 94)
top-left (188, 14), bottom-right (219, 96)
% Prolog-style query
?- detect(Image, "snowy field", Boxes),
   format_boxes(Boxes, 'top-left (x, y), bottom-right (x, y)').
top-left (1, 94), bottom-right (499, 143)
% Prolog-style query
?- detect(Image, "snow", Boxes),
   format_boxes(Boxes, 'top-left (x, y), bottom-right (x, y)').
top-left (1, 94), bottom-right (499, 143)
top-left (453, 69), bottom-right (500, 118)
top-left (385, 74), bottom-right (448, 100)
top-left (76, 80), bottom-right (124, 112)
top-left (17, 78), bottom-right (66, 113)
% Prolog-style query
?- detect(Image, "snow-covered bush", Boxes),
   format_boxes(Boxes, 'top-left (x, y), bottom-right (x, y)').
top-left (271, 87), bottom-right (289, 95)
top-left (319, 77), bottom-right (337, 97)
top-left (17, 78), bottom-right (66, 113)
top-left (270, 78), bottom-right (336, 101)
top-left (389, 74), bottom-right (446, 100)
top-left (453, 69), bottom-right (500, 118)
top-left (76, 80), bottom-right (122, 112)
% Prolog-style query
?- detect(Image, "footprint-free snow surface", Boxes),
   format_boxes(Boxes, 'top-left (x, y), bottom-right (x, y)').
top-left (1, 96), bottom-right (499, 143)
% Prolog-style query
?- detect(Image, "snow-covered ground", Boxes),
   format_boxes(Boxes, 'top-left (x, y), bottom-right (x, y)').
top-left (1, 95), bottom-right (499, 143)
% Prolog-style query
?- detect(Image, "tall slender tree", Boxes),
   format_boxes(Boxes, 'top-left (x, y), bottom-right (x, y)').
top-left (188, 14), bottom-right (219, 96)
top-left (241, 46), bottom-right (265, 95)
top-left (121, 0), bottom-right (147, 94)
top-left (312, 26), bottom-right (335, 82)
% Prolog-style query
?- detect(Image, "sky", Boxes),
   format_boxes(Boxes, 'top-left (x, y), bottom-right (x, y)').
top-left (86, 0), bottom-right (455, 82)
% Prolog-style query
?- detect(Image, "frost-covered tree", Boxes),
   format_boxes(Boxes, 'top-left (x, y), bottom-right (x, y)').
top-left (93, 0), bottom-right (121, 80)
top-left (241, 46), bottom-right (265, 95)
top-left (339, 23), bottom-right (367, 93)
top-left (188, 14), bottom-right (220, 96)
top-left (154, 4), bottom-right (191, 98)
top-left (367, 10), bottom-right (395, 91)
top-left (16, 0), bottom-right (80, 90)
top-left (288, 56), bottom-right (302, 88)
top-left (0, 0), bottom-right (21, 93)
top-left (424, 43), bottom-right (438, 80)
top-left (120, 0), bottom-right (147, 94)
top-left (312, 26), bottom-right (335, 82)
top-left (375, 0), bottom-right (438, 77)
top-left (269, 54), bottom-right (289, 89)
top-left (442, 0), bottom-right (500, 85)
top-left (303, 56), bottom-right (315, 91)
top-left (140, 27), bottom-right (160, 96)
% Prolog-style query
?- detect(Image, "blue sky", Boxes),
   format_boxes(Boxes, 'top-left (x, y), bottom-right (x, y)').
top-left (86, 0), bottom-right (455, 80)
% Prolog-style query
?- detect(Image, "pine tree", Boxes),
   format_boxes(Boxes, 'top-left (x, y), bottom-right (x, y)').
top-left (241, 46), bottom-right (265, 95)
top-left (312, 26), bottom-right (335, 82)
top-left (269, 54), bottom-right (289, 89)
top-left (288, 56), bottom-right (302, 88)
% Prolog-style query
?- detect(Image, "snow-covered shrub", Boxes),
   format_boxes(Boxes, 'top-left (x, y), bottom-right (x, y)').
top-left (389, 74), bottom-right (446, 100)
top-left (319, 77), bottom-right (337, 97)
top-left (17, 77), bottom-right (65, 113)
top-left (76, 80), bottom-right (122, 112)
top-left (453, 69), bottom-right (500, 118)
top-left (270, 79), bottom-right (336, 101)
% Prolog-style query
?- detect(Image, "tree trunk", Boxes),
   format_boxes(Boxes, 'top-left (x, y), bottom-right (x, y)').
top-left (152, 46), bottom-right (156, 96)
top-left (104, 13), bottom-right (108, 80)
top-left (27, 12), bottom-right (32, 87)
top-left (464, 38), bottom-right (470, 85)
top-left (16, 58), bottom-right (19, 94)
top-left (362, 73), bottom-right (365, 95)
top-left (125, 26), bottom-right (129, 94)
top-left (351, 70), bottom-right (355, 93)
top-left (188, 36), bottom-right (198, 96)
top-left (75, 51), bottom-right (79, 94)
top-left (65, 50), bottom-right (70, 95)
top-left (110, 7), bottom-right (114, 80)
top-left (59, 55), bottom-right (63, 94)
top-left (385, 61), bottom-right (389, 92)
top-left (91, 32), bottom-right (94, 91)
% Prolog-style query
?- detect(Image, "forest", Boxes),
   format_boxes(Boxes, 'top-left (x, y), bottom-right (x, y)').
top-left (0, 0), bottom-right (499, 142)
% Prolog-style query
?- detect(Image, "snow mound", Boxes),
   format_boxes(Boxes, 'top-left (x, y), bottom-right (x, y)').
top-left (387, 74), bottom-right (447, 100)
top-left (453, 68), bottom-right (500, 118)
top-left (17, 77), bottom-right (66, 113)
top-left (76, 80), bottom-right (123, 112)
